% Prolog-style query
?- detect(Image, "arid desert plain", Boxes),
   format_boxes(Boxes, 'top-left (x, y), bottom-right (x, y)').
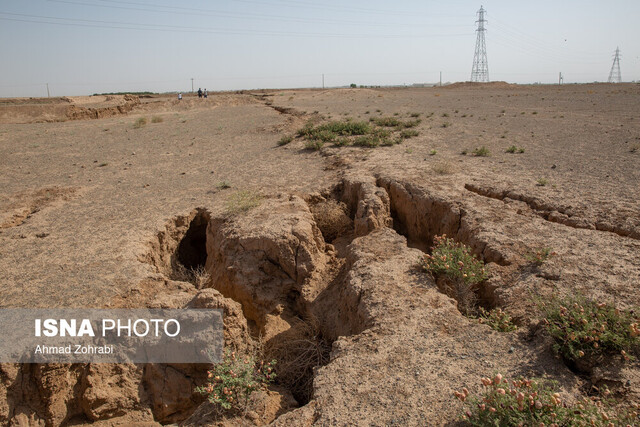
top-left (0, 83), bottom-right (639, 426)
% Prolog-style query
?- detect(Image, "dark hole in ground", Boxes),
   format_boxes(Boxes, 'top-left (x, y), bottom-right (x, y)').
top-left (176, 211), bottom-right (209, 271)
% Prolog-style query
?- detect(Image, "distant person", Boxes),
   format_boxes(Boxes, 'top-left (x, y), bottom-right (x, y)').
top-left (204, 89), bottom-right (208, 98)
top-left (198, 88), bottom-right (203, 98)
top-left (178, 92), bottom-right (182, 101)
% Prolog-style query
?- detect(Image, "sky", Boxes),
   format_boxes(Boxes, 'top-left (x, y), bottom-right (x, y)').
top-left (0, 0), bottom-right (638, 97)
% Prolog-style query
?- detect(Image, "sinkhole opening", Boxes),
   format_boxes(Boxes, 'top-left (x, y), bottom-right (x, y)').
top-left (175, 211), bottom-right (209, 271)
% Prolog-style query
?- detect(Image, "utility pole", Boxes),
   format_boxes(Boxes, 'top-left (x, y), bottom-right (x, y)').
top-left (470, 5), bottom-right (489, 82)
top-left (439, 71), bottom-right (442, 86)
top-left (558, 72), bottom-right (563, 85)
top-left (322, 74), bottom-right (325, 89)
top-left (46, 83), bottom-right (50, 98)
top-left (607, 47), bottom-right (622, 83)
top-left (191, 78), bottom-right (194, 93)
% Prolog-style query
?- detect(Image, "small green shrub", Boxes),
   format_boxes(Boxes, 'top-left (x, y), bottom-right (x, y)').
top-left (410, 112), bottom-right (421, 118)
top-left (297, 123), bottom-right (315, 138)
top-left (370, 116), bottom-right (401, 127)
top-left (505, 145), bottom-right (525, 153)
top-left (133, 117), bottom-right (147, 128)
top-left (297, 120), bottom-right (370, 144)
top-left (402, 119), bottom-right (421, 128)
top-left (373, 128), bottom-right (391, 138)
top-left (278, 135), bottom-right (293, 146)
top-left (216, 181), bottom-right (231, 190)
top-left (441, 122), bottom-right (451, 128)
top-left (461, 149), bottom-right (469, 155)
top-left (421, 235), bottom-right (487, 285)
top-left (420, 235), bottom-right (488, 315)
top-left (333, 137), bottom-right (350, 147)
top-left (524, 247), bottom-right (555, 265)
top-left (536, 178), bottom-right (548, 186)
top-left (195, 349), bottom-right (276, 411)
top-left (429, 149), bottom-right (437, 156)
top-left (442, 113), bottom-right (449, 117)
top-left (456, 374), bottom-right (638, 426)
top-left (540, 294), bottom-right (640, 363)
top-left (400, 129), bottom-right (419, 139)
top-left (353, 135), bottom-right (379, 148)
top-left (477, 307), bottom-right (517, 332)
top-left (305, 140), bottom-right (324, 151)
top-left (380, 136), bottom-right (401, 146)
top-left (315, 130), bottom-right (337, 143)
top-left (472, 146), bottom-right (490, 156)
top-left (318, 120), bottom-right (370, 135)
top-left (151, 116), bottom-right (163, 123)
top-left (226, 190), bottom-right (262, 215)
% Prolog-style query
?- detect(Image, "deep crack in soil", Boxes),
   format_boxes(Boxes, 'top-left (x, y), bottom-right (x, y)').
top-left (2, 173), bottom-right (636, 426)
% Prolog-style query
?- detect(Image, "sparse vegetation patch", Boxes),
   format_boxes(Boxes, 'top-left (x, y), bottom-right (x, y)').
top-left (456, 374), bottom-right (638, 426)
top-left (477, 307), bottom-right (517, 332)
top-left (420, 235), bottom-right (488, 315)
top-left (226, 190), bottom-right (262, 215)
top-left (472, 146), bottom-right (490, 157)
top-left (505, 145), bottom-right (525, 153)
top-left (540, 294), bottom-right (640, 364)
top-left (278, 135), bottom-right (293, 146)
top-left (196, 348), bottom-right (276, 411)
top-left (296, 118), bottom-right (419, 149)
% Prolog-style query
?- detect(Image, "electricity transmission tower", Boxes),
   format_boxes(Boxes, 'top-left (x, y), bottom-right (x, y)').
top-left (470, 6), bottom-right (489, 82)
top-left (607, 47), bottom-right (622, 83)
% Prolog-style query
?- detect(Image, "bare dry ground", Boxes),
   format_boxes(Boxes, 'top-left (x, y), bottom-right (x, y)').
top-left (0, 83), bottom-right (639, 425)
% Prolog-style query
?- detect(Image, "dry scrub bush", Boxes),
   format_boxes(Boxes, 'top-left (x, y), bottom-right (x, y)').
top-left (455, 374), bottom-right (638, 426)
top-left (432, 161), bottom-right (456, 175)
top-left (133, 117), bottom-right (148, 128)
top-left (264, 318), bottom-right (331, 404)
top-left (151, 116), bottom-right (163, 123)
top-left (309, 199), bottom-right (352, 242)
top-left (172, 264), bottom-right (211, 288)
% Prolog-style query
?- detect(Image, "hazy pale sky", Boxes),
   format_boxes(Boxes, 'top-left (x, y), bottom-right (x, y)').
top-left (1, 0), bottom-right (638, 97)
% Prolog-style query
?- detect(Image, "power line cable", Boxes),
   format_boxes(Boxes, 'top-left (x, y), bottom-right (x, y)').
top-left (0, 11), bottom-right (472, 38)
top-left (46, 0), bottom-right (469, 29)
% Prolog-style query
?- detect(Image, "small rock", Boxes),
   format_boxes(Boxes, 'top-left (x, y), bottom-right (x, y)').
top-left (551, 164), bottom-right (557, 169)
top-left (508, 347), bottom-right (514, 353)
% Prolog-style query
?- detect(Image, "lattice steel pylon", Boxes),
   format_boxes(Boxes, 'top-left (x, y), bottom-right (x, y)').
top-left (607, 47), bottom-right (622, 83)
top-left (470, 6), bottom-right (489, 82)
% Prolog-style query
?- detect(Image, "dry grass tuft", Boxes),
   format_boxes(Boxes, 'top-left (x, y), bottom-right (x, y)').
top-left (432, 161), bottom-right (456, 175)
top-left (264, 317), bottom-right (331, 404)
top-left (133, 117), bottom-right (148, 128)
top-left (225, 190), bottom-right (262, 215)
top-left (309, 199), bottom-right (352, 242)
top-left (172, 264), bottom-right (211, 288)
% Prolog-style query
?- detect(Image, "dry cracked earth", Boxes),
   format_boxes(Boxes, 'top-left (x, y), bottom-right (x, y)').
top-left (0, 83), bottom-right (639, 426)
